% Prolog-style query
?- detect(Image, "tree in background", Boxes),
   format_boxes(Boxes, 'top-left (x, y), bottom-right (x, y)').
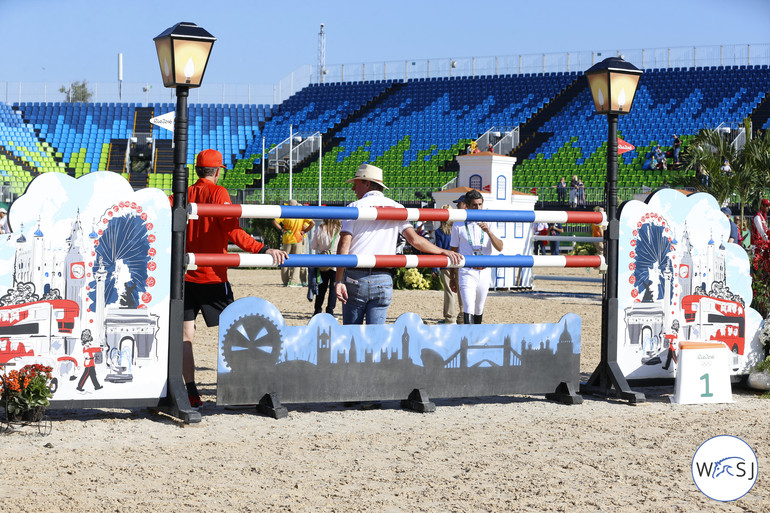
top-left (677, 126), bottom-right (769, 221)
top-left (678, 124), bottom-right (770, 317)
top-left (59, 80), bottom-right (93, 103)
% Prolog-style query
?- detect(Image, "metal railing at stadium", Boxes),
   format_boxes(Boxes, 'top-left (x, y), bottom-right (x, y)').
top-left (3, 44), bottom-right (768, 106)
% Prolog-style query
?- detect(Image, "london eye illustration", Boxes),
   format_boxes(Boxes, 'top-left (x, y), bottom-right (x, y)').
top-left (631, 219), bottom-right (672, 302)
top-left (87, 206), bottom-right (153, 310)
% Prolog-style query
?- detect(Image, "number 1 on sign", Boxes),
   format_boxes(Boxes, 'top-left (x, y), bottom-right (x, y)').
top-left (700, 373), bottom-right (714, 398)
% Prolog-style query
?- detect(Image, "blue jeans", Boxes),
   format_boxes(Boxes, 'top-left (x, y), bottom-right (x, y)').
top-left (342, 270), bottom-right (393, 325)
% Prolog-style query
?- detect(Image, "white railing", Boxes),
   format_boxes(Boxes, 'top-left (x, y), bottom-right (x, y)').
top-left (474, 126), bottom-right (519, 154)
top-left (4, 44), bottom-right (768, 106)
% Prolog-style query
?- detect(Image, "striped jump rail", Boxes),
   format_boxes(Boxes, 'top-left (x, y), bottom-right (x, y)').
top-left (187, 204), bottom-right (607, 225)
top-left (186, 253), bottom-right (605, 270)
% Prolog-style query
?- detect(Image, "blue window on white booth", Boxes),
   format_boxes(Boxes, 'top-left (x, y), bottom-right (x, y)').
top-left (469, 174), bottom-right (481, 190)
top-left (496, 175), bottom-right (506, 200)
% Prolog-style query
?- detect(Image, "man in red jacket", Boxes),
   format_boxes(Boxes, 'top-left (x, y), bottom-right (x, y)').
top-left (183, 149), bottom-right (287, 408)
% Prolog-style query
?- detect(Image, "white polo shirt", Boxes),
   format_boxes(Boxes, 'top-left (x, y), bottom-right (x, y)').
top-left (449, 221), bottom-right (498, 256)
top-left (342, 191), bottom-right (411, 255)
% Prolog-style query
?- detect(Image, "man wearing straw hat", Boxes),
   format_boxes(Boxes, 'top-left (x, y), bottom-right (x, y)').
top-left (335, 164), bottom-right (462, 325)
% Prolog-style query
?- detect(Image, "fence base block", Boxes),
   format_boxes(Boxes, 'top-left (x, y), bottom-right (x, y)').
top-left (401, 389), bottom-right (436, 413)
top-left (545, 381), bottom-right (583, 405)
top-left (155, 375), bottom-right (202, 424)
top-left (256, 393), bottom-right (288, 420)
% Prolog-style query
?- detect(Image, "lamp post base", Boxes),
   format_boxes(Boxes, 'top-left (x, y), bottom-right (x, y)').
top-left (155, 375), bottom-right (203, 424)
top-left (581, 361), bottom-right (646, 403)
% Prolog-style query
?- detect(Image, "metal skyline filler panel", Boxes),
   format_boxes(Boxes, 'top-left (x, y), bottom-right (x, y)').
top-left (217, 297), bottom-right (581, 406)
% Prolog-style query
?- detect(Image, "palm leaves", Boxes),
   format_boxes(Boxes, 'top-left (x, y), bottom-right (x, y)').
top-left (676, 127), bottom-right (770, 220)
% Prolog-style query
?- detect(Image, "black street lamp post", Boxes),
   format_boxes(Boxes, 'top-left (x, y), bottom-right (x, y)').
top-left (153, 22), bottom-right (216, 422)
top-left (581, 57), bottom-right (646, 403)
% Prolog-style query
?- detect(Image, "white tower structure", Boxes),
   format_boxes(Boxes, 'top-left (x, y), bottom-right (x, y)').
top-left (432, 152), bottom-right (535, 289)
top-left (65, 211), bottom-right (89, 313)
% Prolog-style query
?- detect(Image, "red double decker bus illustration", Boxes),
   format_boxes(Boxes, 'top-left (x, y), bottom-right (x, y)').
top-left (0, 299), bottom-right (80, 366)
top-left (681, 294), bottom-right (745, 359)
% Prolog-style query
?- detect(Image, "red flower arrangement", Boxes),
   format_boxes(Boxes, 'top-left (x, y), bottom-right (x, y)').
top-left (751, 237), bottom-right (770, 319)
top-left (1, 364), bottom-right (54, 421)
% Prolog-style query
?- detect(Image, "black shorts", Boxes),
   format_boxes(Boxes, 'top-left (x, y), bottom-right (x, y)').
top-left (184, 281), bottom-right (235, 327)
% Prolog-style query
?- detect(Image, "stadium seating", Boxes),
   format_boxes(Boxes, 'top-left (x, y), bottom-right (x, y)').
top-left (2, 65), bottom-right (769, 203)
top-left (519, 66), bottom-right (770, 197)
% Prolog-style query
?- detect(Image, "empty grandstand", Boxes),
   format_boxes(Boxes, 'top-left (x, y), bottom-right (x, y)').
top-left (2, 48), bottom-right (770, 208)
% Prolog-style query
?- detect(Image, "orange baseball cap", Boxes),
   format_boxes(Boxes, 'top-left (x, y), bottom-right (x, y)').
top-left (196, 149), bottom-right (226, 169)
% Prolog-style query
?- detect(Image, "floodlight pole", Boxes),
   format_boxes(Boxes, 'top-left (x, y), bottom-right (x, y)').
top-left (318, 134), bottom-right (323, 206)
top-left (261, 136), bottom-right (266, 204)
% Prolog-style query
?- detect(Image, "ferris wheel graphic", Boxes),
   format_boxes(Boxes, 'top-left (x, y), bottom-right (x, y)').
top-left (628, 213), bottom-right (674, 302)
top-left (86, 201), bottom-right (156, 311)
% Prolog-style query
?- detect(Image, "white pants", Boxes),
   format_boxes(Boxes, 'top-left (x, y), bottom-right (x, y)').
top-left (458, 267), bottom-right (491, 316)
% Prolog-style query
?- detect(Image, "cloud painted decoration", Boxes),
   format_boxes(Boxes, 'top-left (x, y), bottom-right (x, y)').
top-left (0, 172), bottom-right (172, 401)
top-left (617, 188), bottom-right (763, 379)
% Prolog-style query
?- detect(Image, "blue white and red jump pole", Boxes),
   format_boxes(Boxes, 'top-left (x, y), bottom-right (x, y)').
top-left (188, 203), bottom-right (607, 225)
top-left (186, 253), bottom-right (604, 270)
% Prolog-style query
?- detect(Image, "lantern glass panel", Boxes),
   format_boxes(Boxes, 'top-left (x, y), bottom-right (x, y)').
top-left (587, 72), bottom-right (609, 114)
top-left (154, 38), bottom-right (174, 88)
top-left (171, 39), bottom-right (213, 86)
top-left (608, 73), bottom-right (641, 113)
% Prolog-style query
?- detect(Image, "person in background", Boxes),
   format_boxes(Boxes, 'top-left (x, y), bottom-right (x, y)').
top-left (449, 190), bottom-right (503, 325)
top-left (721, 207), bottom-right (739, 244)
top-left (751, 198), bottom-right (770, 243)
top-left (181, 149), bottom-right (287, 408)
top-left (434, 205), bottom-right (459, 324)
top-left (272, 200), bottom-right (315, 287)
top-left (451, 195), bottom-right (466, 323)
top-left (672, 134), bottom-right (682, 165)
top-left (569, 175), bottom-right (579, 207)
top-left (310, 219), bottom-right (341, 316)
top-left (555, 177), bottom-right (567, 204)
top-left (533, 221), bottom-right (548, 255)
top-left (654, 145), bottom-right (667, 170)
top-left (0, 207), bottom-right (9, 234)
top-left (592, 206), bottom-right (605, 256)
top-left (576, 177), bottom-right (585, 207)
top-left (721, 159), bottom-right (733, 177)
top-left (738, 216), bottom-right (751, 249)
top-left (549, 222), bottom-right (564, 255)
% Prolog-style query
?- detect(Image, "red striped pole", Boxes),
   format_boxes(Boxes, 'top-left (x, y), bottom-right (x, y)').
top-left (188, 203), bottom-right (607, 225)
top-left (186, 253), bottom-right (605, 270)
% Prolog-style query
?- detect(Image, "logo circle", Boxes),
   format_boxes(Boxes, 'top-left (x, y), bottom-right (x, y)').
top-left (692, 435), bottom-right (758, 502)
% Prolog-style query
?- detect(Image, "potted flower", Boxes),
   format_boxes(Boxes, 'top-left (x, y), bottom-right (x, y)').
top-left (1, 364), bottom-right (54, 422)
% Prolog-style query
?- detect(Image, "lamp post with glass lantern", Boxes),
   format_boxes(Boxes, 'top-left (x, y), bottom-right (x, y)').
top-left (153, 22), bottom-right (215, 422)
top-left (581, 57), bottom-right (645, 403)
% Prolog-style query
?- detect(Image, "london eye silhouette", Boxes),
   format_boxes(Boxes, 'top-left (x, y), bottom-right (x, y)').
top-left (632, 221), bottom-right (672, 302)
top-left (87, 207), bottom-right (152, 310)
